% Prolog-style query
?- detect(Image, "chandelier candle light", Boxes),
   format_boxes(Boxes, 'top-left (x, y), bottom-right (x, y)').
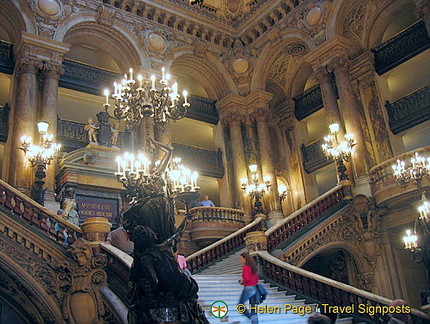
top-left (20, 121), bottom-right (61, 205)
top-left (322, 122), bottom-right (355, 181)
top-left (104, 67), bottom-right (190, 131)
top-left (241, 164), bottom-right (271, 215)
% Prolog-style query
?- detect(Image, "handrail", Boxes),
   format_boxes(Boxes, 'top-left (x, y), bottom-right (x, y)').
top-left (0, 178), bottom-right (82, 246)
top-left (266, 183), bottom-right (351, 251)
top-left (256, 251), bottom-right (429, 323)
top-left (186, 216), bottom-right (265, 273)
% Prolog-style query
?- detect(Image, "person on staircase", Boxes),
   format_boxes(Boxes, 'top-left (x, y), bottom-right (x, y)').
top-left (238, 251), bottom-right (259, 324)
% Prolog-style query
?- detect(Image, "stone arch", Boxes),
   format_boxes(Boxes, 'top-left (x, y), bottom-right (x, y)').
top-left (56, 20), bottom-right (147, 70)
top-left (169, 52), bottom-right (237, 100)
top-left (0, 1), bottom-right (35, 42)
top-left (364, 0), bottom-right (416, 49)
top-left (298, 241), bottom-right (375, 291)
top-left (250, 30), bottom-right (315, 94)
top-left (0, 250), bottom-right (63, 323)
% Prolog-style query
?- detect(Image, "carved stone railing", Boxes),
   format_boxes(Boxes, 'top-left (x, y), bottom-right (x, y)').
top-left (186, 216), bottom-right (265, 273)
top-left (257, 251), bottom-right (429, 323)
top-left (385, 85), bottom-right (430, 134)
top-left (0, 40), bottom-right (14, 74)
top-left (61, 59), bottom-right (119, 96)
top-left (372, 19), bottom-right (430, 75)
top-left (186, 95), bottom-right (219, 125)
top-left (188, 206), bottom-right (245, 246)
top-left (0, 103), bottom-right (10, 142)
top-left (266, 183), bottom-right (352, 251)
top-left (172, 143), bottom-right (224, 178)
top-left (301, 139), bottom-right (332, 173)
top-left (370, 146), bottom-right (430, 207)
top-left (0, 178), bottom-right (82, 247)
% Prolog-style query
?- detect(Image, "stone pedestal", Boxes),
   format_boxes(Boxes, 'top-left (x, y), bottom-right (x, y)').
top-left (81, 217), bottom-right (112, 248)
top-left (245, 230), bottom-right (268, 253)
top-left (267, 210), bottom-right (284, 228)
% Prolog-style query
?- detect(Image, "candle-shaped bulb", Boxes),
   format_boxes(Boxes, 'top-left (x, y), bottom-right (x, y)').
top-left (183, 90), bottom-right (188, 104)
top-left (104, 89), bottom-right (109, 105)
top-left (129, 68), bottom-right (133, 80)
top-left (151, 75), bottom-right (156, 89)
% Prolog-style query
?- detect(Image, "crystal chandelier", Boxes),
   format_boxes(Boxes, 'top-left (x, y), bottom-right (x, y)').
top-left (392, 152), bottom-right (430, 189)
top-left (322, 122), bottom-right (355, 181)
top-left (241, 164), bottom-right (271, 215)
top-left (104, 67), bottom-right (190, 131)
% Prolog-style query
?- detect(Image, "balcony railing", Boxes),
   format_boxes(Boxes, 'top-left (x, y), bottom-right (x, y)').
top-left (188, 206), bottom-right (245, 246)
top-left (372, 19), bottom-right (430, 75)
top-left (190, 206), bottom-right (244, 223)
top-left (370, 146), bottom-right (430, 206)
top-left (172, 143), bottom-right (224, 178)
top-left (266, 184), bottom-right (352, 251)
top-left (0, 40), bottom-right (13, 74)
top-left (301, 139), bottom-right (332, 173)
top-left (293, 81), bottom-right (339, 121)
top-left (186, 216), bottom-right (265, 273)
top-left (257, 251), bottom-right (429, 323)
top-left (385, 85), bottom-right (430, 134)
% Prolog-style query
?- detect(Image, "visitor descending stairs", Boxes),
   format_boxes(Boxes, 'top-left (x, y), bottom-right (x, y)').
top-left (193, 248), bottom-right (319, 324)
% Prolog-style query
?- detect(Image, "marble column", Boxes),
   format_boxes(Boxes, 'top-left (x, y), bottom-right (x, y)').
top-left (313, 67), bottom-right (342, 127)
top-left (353, 52), bottom-right (393, 165)
top-left (331, 56), bottom-right (371, 190)
top-left (277, 100), bottom-right (307, 213)
top-left (244, 116), bottom-right (259, 166)
top-left (313, 66), bottom-right (353, 183)
top-left (40, 64), bottom-right (63, 206)
top-left (227, 113), bottom-right (250, 218)
top-left (254, 110), bottom-right (283, 226)
top-left (5, 57), bottom-right (40, 194)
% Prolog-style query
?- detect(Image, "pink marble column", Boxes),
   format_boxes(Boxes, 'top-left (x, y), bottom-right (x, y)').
top-left (331, 57), bottom-right (370, 180)
top-left (254, 110), bottom-right (280, 214)
top-left (314, 66), bottom-right (353, 183)
top-left (40, 64), bottom-right (63, 202)
top-left (227, 114), bottom-right (250, 218)
top-left (5, 58), bottom-right (40, 193)
top-left (313, 67), bottom-right (342, 127)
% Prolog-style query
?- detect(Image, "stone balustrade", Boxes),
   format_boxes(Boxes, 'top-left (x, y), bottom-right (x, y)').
top-left (369, 146), bottom-right (430, 207)
top-left (188, 206), bottom-right (245, 247)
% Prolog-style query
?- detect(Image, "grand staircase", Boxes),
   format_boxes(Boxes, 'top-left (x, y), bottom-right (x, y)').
top-left (194, 248), bottom-right (318, 323)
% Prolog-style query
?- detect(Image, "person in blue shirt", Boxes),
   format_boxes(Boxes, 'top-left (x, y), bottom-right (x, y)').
top-left (200, 195), bottom-right (215, 207)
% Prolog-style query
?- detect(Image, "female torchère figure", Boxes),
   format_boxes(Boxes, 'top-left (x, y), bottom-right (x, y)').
top-left (122, 137), bottom-right (208, 323)
top-left (238, 252), bottom-right (259, 324)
